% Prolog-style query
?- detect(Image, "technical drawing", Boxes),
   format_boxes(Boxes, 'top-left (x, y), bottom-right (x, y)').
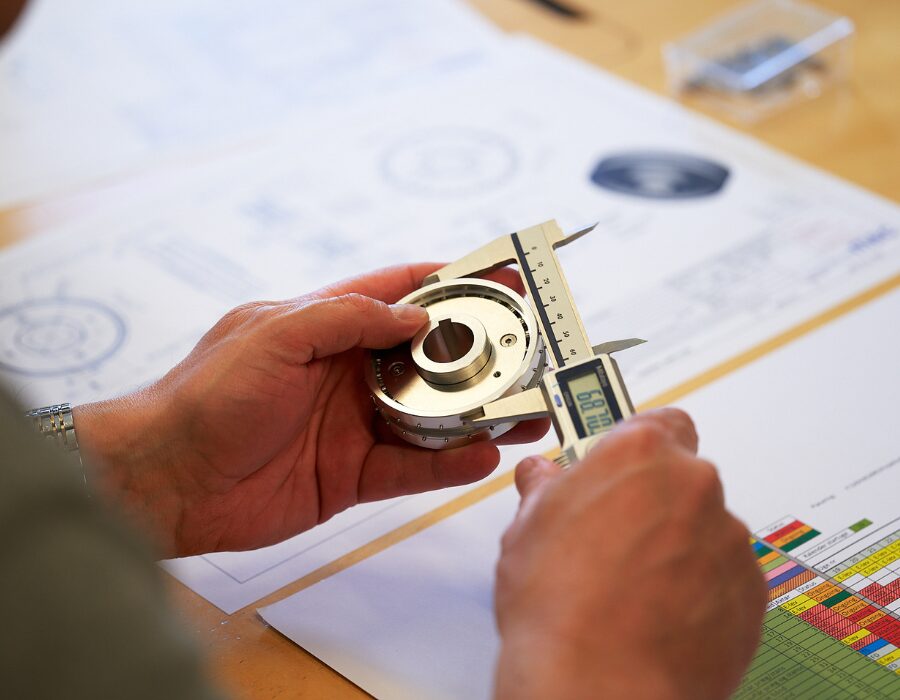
top-left (590, 151), bottom-right (730, 199)
top-left (0, 298), bottom-right (126, 376)
top-left (380, 127), bottom-right (518, 197)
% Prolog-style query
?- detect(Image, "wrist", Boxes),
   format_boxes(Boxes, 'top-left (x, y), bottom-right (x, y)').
top-left (74, 390), bottom-right (185, 556)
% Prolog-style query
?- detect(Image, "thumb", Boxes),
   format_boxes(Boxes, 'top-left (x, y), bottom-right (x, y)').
top-left (515, 455), bottom-right (562, 503)
top-left (285, 293), bottom-right (428, 361)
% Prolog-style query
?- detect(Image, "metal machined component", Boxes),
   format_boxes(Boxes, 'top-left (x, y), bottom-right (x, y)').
top-left (367, 219), bottom-right (644, 464)
top-left (367, 278), bottom-right (545, 448)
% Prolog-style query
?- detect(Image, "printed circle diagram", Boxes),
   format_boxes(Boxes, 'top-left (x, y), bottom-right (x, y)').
top-left (0, 299), bottom-right (126, 376)
top-left (380, 128), bottom-right (518, 197)
top-left (590, 151), bottom-right (730, 200)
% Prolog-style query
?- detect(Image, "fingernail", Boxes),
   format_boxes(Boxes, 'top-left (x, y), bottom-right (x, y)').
top-left (390, 303), bottom-right (427, 323)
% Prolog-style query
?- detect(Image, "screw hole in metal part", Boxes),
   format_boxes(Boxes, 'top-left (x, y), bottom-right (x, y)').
top-left (389, 362), bottom-right (406, 376)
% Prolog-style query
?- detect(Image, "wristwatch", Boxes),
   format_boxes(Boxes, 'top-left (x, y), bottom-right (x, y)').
top-left (25, 403), bottom-right (87, 485)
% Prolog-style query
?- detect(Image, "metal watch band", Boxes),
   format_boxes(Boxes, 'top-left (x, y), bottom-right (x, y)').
top-left (25, 403), bottom-right (81, 452)
top-left (24, 403), bottom-right (87, 488)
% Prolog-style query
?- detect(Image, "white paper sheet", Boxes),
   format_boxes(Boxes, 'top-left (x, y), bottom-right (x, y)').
top-left (259, 283), bottom-right (900, 700)
top-left (1, 37), bottom-right (898, 614)
top-left (163, 438), bottom-right (554, 613)
top-left (0, 0), bottom-right (500, 206)
top-left (262, 482), bottom-right (518, 700)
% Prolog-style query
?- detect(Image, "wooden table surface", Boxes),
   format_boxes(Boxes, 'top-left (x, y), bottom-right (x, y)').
top-left (1, 1), bottom-right (898, 697)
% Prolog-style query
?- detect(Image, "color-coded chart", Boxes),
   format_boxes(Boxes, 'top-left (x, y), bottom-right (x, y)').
top-left (761, 517), bottom-right (822, 553)
top-left (734, 535), bottom-right (900, 698)
top-left (817, 529), bottom-right (900, 614)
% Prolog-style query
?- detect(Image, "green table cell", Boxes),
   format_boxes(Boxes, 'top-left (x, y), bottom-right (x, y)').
top-left (781, 529), bottom-right (822, 552)
top-left (849, 518), bottom-right (873, 533)
top-left (761, 555), bottom-right (789, 573)
top-left (821, 589), bottom-right (853, 608)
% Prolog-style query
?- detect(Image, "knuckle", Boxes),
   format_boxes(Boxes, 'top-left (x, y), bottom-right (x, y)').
top-left (675, 458), bottom-right (723, 511)
top-left (618, 420), bottom-right (670, 460)
top-left (673, 409), bottom-right (699, 445)
top-left (666, 407), bottom-right (696, 432)
top-left (692, 458), bottom-right (722, 493)
top-left (225, 300), bottom-right (265, 320)
top-left (339, 292), bottom-right (379, 314)
top-left (217, 300), bottom-right (271, 331)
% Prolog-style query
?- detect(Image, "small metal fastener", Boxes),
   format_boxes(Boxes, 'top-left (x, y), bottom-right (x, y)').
top-left (389, 362), bottom-right (406, 376)
top-left (500, 333), bottom-right (517, 347)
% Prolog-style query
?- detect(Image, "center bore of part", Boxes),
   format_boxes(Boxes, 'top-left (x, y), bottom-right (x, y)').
top-left (410, 314), bottom-right (491, 386)
top-left (423, 319), bottom-right (475, 364)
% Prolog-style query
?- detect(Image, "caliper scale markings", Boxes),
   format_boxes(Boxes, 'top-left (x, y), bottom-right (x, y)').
top-left (511, 221), bottom-right (593, 368)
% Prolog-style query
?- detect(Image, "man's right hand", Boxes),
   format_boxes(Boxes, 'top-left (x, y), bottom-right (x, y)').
top-left (493, 409), bottom-right (766, 700)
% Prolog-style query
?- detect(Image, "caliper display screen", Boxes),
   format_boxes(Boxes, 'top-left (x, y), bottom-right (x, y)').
top-left (559, 360), bottom-right (623, 438)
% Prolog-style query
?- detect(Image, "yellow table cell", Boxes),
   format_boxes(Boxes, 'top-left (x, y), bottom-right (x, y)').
top-left (782, 595), bottom-right (819, 615)
top-left (851, 546), bottom-right (900, 578)
top-left (834, 568), bottom-right (857, 583)
top-left (876, 648), bottom-right (900, 666)
top-left (841, 629), bottom-right (871, 646)
top-left (860, 562), bottom-right (886, 577)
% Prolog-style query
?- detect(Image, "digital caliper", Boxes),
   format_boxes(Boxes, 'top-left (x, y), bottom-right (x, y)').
top-left (367, 220), bottom-right (644, 466)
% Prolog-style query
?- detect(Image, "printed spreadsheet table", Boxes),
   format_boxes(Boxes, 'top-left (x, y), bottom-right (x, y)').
top-left (735, 525), bottom-right (900, 698)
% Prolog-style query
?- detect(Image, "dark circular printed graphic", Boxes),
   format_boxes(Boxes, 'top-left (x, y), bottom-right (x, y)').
top-left (0, 298), bottom-right (126, 376)
top-left (380, 128), bottom-right (518, 197)
top-left (590, 151), bottom-right (730, 199)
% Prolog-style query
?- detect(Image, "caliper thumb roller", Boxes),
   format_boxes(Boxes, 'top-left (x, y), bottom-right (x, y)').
top-left (366, 220), bottom-right (644, 467)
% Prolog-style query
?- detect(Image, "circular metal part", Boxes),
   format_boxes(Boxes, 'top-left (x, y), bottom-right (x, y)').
top-left (367, 278), bottom-right (545, 449)
top-left (411, 314), bottom-right (490, 385)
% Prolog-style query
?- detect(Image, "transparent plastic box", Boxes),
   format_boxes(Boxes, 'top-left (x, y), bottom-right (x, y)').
top-left (663, 0), bottom-right (854, 123)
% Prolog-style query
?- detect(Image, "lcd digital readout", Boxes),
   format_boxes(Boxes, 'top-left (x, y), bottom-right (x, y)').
top-left (567, 371), bottom-right (614, 436)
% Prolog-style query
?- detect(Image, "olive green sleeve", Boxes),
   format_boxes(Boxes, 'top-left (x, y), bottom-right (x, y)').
top-left (0, 386), bottom-right (225, 700)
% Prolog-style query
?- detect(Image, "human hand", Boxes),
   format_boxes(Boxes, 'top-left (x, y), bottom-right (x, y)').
top-left (493, 409), bottom-right (765, 700)
top-left (75, 263), bottom-right (548, 557)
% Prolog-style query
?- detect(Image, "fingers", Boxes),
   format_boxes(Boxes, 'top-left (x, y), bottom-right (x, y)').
top-left (602, 408), bottom-right (698, 458)
top-left (515, 455), bottom-right (562, 499)
top-left (281, 262), bottom-right (530, 363)
top-left (482, 266), bottom-right (525, 296)
top-left (313, 262), bottom-right (526, 304)
top-left (311, 263), bottom-right (443, 304)
top-left (357, 441), bottom-right (501, 502)
top-left (493, 417), bottom-right (552, 446)
top-left (570, 408), bottom-right (702, 491)
top-left (281, 294), bottom-right (428, 361)
top-left (510, 455), bottom-right (563, 527)
top-left (371, 411), bottom-right (549, 453)
top-left (626, 408), bottom-right (698, 453)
